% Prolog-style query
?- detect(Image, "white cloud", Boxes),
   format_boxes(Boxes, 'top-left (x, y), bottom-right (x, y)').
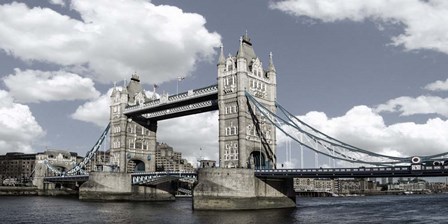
top-left (3, 68), bottom-right (100, 103)
top-left (375, 95), bottom-right (448, 117)
top-left (71, 88), bottom-right (158, 127)
top-left (0, 90), bottom-right (45, 154)
top-left (49, 0), bottom-right (65, 6)
top-left (71, 92), bottom-right (110, 127)
top-left (424, 78), bottom-right (448, 91)
top-left (270, 0), bottom-right (448, 54)
top-left (158, 111), bottom-right (219, 163)
top-left (0, 1), bottom-right (221, 84)
top-left (277, 105), bottom-right (448, 159)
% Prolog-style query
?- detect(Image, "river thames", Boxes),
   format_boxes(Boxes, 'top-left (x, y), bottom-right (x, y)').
top-left (1, 194), bottom-right (447, 223)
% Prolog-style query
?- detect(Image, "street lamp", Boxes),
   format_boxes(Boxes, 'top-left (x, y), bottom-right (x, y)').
top-left (177, 76), bottom-right (185, 95)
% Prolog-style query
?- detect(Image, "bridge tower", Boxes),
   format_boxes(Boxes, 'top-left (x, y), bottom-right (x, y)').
top-left (217, 34), bottom-right (277, 169)
top-left (109, 74), bottom-right (156, 173)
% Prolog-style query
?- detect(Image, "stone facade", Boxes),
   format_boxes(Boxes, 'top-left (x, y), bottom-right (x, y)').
top-left (0, 152), bottom-right (36, 185)
top-left (217, 34), bottom-right (277, 169)
top-left (193, 168), bottom-right (295, 210)
top-left (109, 75), bottom-right (156, 173)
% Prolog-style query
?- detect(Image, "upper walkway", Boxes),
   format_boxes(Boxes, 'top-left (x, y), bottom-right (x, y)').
top-left (124, 84), bottom-right (218, 121)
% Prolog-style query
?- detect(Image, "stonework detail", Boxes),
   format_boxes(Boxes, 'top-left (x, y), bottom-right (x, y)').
top-left (109, 74), bottom-right (156, 173)
top-left (218, 34), bottom-right (277, 169)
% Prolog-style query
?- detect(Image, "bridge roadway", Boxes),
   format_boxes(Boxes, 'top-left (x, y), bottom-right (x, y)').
top-left (44, 175), bottom-right (89, 183)
top-left (44, 165), bottom-right (448, 184)
top-left (255, 165), bottom-right (448, 178)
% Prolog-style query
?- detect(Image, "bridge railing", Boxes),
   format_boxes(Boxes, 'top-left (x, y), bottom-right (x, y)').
top-left (43, 175), bottom-right (89, 182)
top-left (255, 165), bottom-right (448, 178)
top-left (124, 84), bottom-right (218, 114)
top-left (131, 171), bottom-right (197, 185)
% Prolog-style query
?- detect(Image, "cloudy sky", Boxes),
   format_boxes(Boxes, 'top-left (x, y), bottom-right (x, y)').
top-left (0, 0), bottom-right (447, 168)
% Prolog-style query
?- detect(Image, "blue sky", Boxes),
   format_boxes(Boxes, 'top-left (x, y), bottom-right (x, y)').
top-left (0, 0), bottom-right (447, 167)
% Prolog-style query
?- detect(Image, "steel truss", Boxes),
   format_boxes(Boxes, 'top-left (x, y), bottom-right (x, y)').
top-left (45, 123), bottom-right (111, 176)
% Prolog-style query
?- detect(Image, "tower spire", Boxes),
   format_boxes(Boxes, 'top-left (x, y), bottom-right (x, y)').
top-left (218, 44), bottom-right (225, 65)
top-left (237, 36), bottom-right (245, 58)
top-left (268, 52), bottom-right (276, 72)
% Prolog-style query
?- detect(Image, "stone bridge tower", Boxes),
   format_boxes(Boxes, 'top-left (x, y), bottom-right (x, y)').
top-left (109, 74), bottom-right (156, 173)
top-left (217, 34), bottom-right (277, 169)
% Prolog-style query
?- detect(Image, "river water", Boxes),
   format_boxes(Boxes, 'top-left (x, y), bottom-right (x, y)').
top-left (1, 194), bottom-right (447, 224)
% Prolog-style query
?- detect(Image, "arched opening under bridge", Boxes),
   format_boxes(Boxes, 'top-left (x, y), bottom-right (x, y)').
top-left (250, 151), bottom-right (266, 169)
top-left (128, 160), bottom-right (145, 173)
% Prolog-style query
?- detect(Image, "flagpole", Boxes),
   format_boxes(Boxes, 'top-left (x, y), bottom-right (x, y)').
top-left (177, 76), bottom-right (185, 95)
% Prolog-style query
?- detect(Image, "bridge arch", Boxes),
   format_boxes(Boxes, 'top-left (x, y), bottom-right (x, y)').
top-left (249, 151), bottom-right (266, 169)
top-left (127, 159), bottom-right (146, 173)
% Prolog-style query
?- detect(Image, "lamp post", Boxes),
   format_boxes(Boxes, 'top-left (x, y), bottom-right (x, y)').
top-left (177, 76), bottom-right (185, 95)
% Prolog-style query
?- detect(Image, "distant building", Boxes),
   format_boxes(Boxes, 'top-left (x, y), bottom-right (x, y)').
top-left (388, 178), bottom-right (428, 192)
top-left (85, 150), bottom-right (112, 172)
top-left (0, 152), bottom-right (36, 184)
top-left (294, 178), bottom-right (335, 192)
top-left (199, 160), bottom-right (216, 168)
top-left (335, 178), bottom-right (378, 194)
top-left (428, 182), bottom-right (448, 193)
top-left (155, 143), bottom-right (194, 172)
top-left (34, 150), bottom-right (82, 177)
top-left (294, 178), bottom-right (379, 195)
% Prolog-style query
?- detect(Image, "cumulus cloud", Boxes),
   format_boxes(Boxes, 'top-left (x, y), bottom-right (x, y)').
top-left (0, 0), bottom-right (221, 84)
top-left (424, 78), bottom-right (448, 91)
top-left (0, 90), bottom-right (45, 154)
top-left (71, 88), bottom-right (112, 127)
top-left (49, 0), bottom-right (66, 6)
top-left (3, 68), bottom-right (100, 103)
top-left (375, 96), bottom-right (448, 117)
top-left (270, 0), bottom-right (448, 54)
top-left (277, 105), bottom-right (448, 159)
top-left (71, 87), bottom-right (158, 127)
top-left (158, 111), bottom-right (219, 164)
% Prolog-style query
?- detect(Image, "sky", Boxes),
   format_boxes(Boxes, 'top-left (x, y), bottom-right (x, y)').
top-left (0, 0), bottom-right (447, 168)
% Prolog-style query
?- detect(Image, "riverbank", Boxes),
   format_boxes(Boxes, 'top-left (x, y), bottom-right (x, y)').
top-left (0, 186), bottom-right (38, 196)
top-left (296, 190), bottom-right (436, 197)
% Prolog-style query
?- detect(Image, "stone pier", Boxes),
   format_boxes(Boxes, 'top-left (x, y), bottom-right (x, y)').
top-left (193, 168), bottom-right (296, 210)
top-left (79, 172), bottom-right (175, 201)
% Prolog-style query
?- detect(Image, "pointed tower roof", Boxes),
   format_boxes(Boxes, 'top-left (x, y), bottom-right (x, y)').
top-left (218, 45), bottom-right (225, 65)
top-left (237, 36), bottom-right (245, 59)
top-left (268, 52), bottom-right (276, 73)
top-left (236, 33), bottom-right (257, 63)
top-left (110, 82), bottom-right (118, 97)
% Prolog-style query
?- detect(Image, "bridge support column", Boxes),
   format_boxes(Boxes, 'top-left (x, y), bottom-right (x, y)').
top-left (79, 172), bottom-right (175, 201)
top-left (193, 168), bottom-right (296, 210)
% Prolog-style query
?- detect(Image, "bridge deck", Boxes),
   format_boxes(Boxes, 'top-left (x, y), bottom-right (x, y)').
top-left (44, 175), bottom-right (89, 182)
top-left (255, 165), bottom-right (448, 178)
top-left (42, 165), bottom-right (448, 184)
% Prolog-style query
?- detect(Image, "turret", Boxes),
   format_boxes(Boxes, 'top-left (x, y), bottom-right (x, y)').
top-left (217, 45), bottom-right (225, 77)
top-left (237, 37), bottom-right (247, 73)
top-left (267, 52), bottom-right (276, 85)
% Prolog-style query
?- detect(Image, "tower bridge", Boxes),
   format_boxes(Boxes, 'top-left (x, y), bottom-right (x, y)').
top-left (107, 33), bottom-right (278, 175)
top-left (36, 34), bottom-right (448, 210)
